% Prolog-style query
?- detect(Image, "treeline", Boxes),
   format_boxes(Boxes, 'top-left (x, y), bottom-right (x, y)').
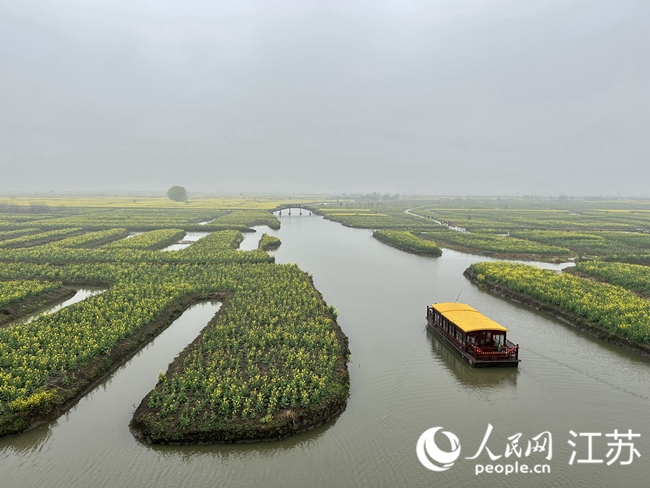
top-left (0, 203), bottom-right (56, 214)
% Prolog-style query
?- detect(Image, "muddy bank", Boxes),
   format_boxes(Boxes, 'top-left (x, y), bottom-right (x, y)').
top-left (463, 268), bottom-right (650, 359)
top-left (0, 287), bottom-right (76, 327)
top-left (0, 292), bottom-right (227, 438)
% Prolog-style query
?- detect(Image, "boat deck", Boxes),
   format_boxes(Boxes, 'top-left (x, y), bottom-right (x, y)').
top-left (426, 317), bottom-right (520, 367)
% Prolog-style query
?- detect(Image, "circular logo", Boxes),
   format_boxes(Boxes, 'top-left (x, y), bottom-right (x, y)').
top-left (416, 427), bottom-right (462, 472)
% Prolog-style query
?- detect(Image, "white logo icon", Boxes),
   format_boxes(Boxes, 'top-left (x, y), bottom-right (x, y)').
top-left (417, 427), bottom-right (462, 472)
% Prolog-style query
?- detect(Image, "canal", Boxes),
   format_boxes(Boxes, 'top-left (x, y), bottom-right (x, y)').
top-left (1, 214), bottom-right (648, 487)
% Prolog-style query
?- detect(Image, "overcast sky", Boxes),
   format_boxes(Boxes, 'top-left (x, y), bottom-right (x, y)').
top-left (1, 1), bottom-right (648, 196)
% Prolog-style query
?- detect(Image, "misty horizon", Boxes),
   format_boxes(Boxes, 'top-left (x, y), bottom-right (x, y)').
top-left (2, 1), bottom-right (648, 196)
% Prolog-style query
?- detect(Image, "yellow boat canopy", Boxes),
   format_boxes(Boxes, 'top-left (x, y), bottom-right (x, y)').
top-left (432, 303), bottom-right (509, 334)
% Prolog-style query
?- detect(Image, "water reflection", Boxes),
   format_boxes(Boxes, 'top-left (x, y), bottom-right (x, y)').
top-left (9, 287), bottom-right (106, 325)
top-left (161, 232), bottom-right (211, 252)
top-left (238, 226), bottom-right (278, 252)
top-left (148, 424), bottom-right (335, 461)
top-left (0, 424), bottom-right (52, 455)
top-left (426, 329), bottom-right (518, 391)
top-left (0, 302), bottom-right (223, 456)
top-left (2, 215), bottom-right (649, 488)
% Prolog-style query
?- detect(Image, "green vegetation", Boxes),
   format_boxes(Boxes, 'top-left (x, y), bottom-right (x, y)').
top-left (0, 229), bottom-right (40, 241)
top-left (0, 228), bottom-right (83, 249)
top-left (0, 238), bottom-right (271, 266)
top-left (423, 229), bottom-right (571, 256)
top-left (408, 207), bottom-right (644, 233)
top-left (323, 212), bottom-right (436, 231)
top-left (0, 204), bottom-right (348, 442)
top-left (510, 230), bottom-right (650, 258)
top-left (215, 210), bottom-right (281, 230)
top-left (182, 230), bottom-right (243, 255)
top-left (466, 262), bottom-right (650, 344)
top-left (0, 208), bottom-right (279, 232)
top-left (49, 228), bottom-right (129, 248)
top-left (132, 265), bottom-right (348, 443)
top-left (258, 233), bottom-right (281, 251)
top-left (319, 198), bottom-right (650, 260)
top-left (167, 186), bottom-right (188, 202)
top-left (105, 229), bottom-right (186, 250)
top-left (4, 195), bottom-right (650, 442)
top-left (373, 230), bottom-right (442, 256)
top-left (572, 262), bottom-right (650, 297)
top-left (0, 280), bottom-right (62, 308)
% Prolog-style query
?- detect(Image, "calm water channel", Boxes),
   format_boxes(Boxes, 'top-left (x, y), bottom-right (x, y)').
top-left (12, 288), bottom-right (105, 325)
top-left (161, 232), bottom-right (211, 251)
top-left (1, 215), bottom-right (649, 487)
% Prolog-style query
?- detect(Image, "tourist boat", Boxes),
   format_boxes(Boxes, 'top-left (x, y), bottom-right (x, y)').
top-left (426, 302), bottom-right (520, 367)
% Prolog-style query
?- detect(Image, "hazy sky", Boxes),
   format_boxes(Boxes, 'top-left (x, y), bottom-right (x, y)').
top-left (1, 1), bottom-right (648, 196)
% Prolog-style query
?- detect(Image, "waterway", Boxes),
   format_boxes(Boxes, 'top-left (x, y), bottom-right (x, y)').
top-left (161, 232), bottom-right (211, 251)
top-left (11, 287), bottom-right (106, 325)
top-left (1, 215), bottom-right (649, 487)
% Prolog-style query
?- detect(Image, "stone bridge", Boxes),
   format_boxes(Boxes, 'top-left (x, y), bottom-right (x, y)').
top-left (273, 204), bottom-right (318, 215)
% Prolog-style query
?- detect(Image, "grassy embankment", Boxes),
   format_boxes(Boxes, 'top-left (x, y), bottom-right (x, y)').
top-left (372, 229), bottom-right (442, 256)
top-left (0, 204), bottom-right (349, 442)
top-left (0, 280), bottom-right (76, 327)
top-left (465, 262), bottom-right (650, 356)
top-left (258, 233), bottom-right (281, 251)
top-left (320, 198), bottom-right (650, 262)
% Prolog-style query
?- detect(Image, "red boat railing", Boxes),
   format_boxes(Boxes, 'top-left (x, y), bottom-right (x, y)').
top-left (470, 343), bottom-right (518, 361)
top-left (427, 307), bottom-right (519, 362)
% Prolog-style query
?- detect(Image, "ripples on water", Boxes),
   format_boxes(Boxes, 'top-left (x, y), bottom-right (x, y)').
top-left (1, 215), bottom-right (649, 488)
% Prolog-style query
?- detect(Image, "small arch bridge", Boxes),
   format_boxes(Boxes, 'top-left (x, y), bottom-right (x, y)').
top-left (273, 204), bottom-right (319, 216)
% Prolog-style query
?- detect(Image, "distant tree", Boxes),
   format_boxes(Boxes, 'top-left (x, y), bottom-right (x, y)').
top-left (167, 186), bottom-right (188, 202)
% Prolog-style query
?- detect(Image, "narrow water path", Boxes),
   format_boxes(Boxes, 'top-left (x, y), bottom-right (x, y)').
top-left (0, 215), bottom-right (648, 487)
top-left (238, 226), bottom-right (279, 251)
top-left (161, 232), bottom-right (211, 252)
top-left (1, 302), bottom-right (221, 488)
top-left (11, 288), bottom-right (106, 325)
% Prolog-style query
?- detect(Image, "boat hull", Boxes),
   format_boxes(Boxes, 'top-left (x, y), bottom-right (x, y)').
top-left (426, 318), bottom-right (520, 368)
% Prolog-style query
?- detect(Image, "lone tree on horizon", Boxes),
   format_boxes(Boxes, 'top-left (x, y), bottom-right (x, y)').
top-left (167, 186), bottom-right (188, 202)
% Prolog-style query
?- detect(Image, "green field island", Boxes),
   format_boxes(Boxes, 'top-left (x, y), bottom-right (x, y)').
top-left (0, 199), bottom-right (349, 442)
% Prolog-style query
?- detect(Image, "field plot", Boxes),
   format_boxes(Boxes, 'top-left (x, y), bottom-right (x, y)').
top-left (0, 280), bottom-right (63, 308)
top-left (571, 261), bottom-right (650, 297)
top-left (0, 228), bottom-right (83, 248)
top-left (465, 262), bottom-right (650, 347)
top-left (319, 198), bottom-right (650, 261)
top-left (0, 204), bottom-right (349, 443)
top-left (105, 229), bottom-right (186, 250)
top-left (0, 228), bottom-right (41, 241)
top-left (423, 228), bottom-right (570, 257)
top-left (132, 265), bottom-right (348, 443)
top-left (372, 229), bottom-right (442, 256)
top-left (258, 233), bottom-right (281, 251)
